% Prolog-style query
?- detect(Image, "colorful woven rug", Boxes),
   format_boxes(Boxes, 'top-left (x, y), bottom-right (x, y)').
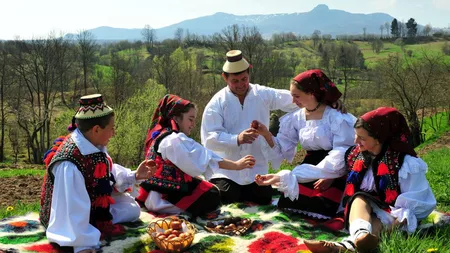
top-left (1, 199), bottom-right (449, 253)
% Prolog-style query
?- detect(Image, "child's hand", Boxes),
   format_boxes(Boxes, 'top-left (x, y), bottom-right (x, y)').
top-left (313, 178), bottom-right (334, 191)
top-left (254, 174), bottom-right (280, 186)
top-left (135, 159), bottom-right (157, 180)
top-left (235, 155), bottom-right (256, 170)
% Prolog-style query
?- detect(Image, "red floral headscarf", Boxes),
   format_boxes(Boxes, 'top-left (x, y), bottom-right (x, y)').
top-left (293, 69), bottom-right (342, 105)
top-left (144, 94), bottom-right (192, 155)
top-left (360, 107), bottom-right (417, 157)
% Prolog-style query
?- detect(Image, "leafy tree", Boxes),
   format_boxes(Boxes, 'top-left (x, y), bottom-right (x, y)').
top-left (371, 39), bottom-right (384, 54)
top-left (336, 43), bottom-right (365, 102)
top-left (391, 19), bottom-right (399, 38)
top-left (442, 42), bottom-right (450, 55)
top-left (406, 18), bottom-right (418, 38)
top-left (312, 30), bottom-right (321, 48)
top-left (108, 80), bottom-right (166, 166)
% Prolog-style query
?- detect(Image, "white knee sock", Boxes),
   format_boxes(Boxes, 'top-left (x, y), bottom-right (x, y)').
top-left (349, 218), bottom-right (372, 241)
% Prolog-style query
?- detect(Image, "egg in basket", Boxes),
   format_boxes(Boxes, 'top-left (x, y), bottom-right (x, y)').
top-left (147, 216), bottom-right (195, 252)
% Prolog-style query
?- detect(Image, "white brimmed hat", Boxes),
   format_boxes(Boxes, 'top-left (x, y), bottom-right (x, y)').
top-left (75, 94), bottom-right (113, 119)
top-left (222, 50), bottom-right (250, 74)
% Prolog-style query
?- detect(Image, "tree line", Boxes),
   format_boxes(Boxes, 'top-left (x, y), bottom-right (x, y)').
top-left (0, 23), bottom-right (449, 166)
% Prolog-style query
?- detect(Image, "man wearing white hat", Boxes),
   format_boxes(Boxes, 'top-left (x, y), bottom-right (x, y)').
top-left (200, 50), bottom-right (298, 204)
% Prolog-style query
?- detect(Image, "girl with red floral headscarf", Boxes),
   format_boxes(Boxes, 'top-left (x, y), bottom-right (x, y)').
top-left (136, 94), bottom-right (256, 216)
top-left (304, 107), bottom-right (436, 253)
top-left (255, 69), bottom-right (356, 219)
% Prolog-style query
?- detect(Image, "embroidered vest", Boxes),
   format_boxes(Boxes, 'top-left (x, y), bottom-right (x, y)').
top-left (40, 135), bottom-right (115, 234)
top-left (342, 145), bottom-right (404, 208)
top-left (141, 128), bottom-right (192, 193)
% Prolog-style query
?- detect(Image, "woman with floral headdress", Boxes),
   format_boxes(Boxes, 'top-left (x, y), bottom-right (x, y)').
top-left (254, 69), bottom-right (356, 219)
top-left (136, 94), bottom-right (255, 216)
top-left (304, 107), bottom-right (436, 253)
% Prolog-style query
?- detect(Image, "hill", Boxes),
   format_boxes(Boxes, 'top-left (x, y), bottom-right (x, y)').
top-left (66, 4), bottom-right (397, 41)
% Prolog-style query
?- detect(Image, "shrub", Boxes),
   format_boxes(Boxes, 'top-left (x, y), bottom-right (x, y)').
top-left (108, 79), bottom-right (166, 167)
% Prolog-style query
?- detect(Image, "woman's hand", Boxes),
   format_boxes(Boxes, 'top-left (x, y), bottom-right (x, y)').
top-left (251, 120), bottom-right (271, 137)
top-left (235, 155), bottom-right (256, 170)
top-left (331, 99), bottom-right (347, 113)
top-left (254, 174), bottom-right (280, 186)
top-left (313, 178), bottom-right (334, 191)
top-left (135, 159), bottom-right (157, 180)
top-left (386, 218), bottom-right (407, 233)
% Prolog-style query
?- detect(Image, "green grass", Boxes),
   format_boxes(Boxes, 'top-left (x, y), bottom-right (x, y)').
top-left (354, 41), bottom-right (450, 69)
top-left (421, 147), bottom-right (450, 212)
top-left (379, 226), bottom-right (450, 253)
top-left (0, 200), bottom-right (40, 219)
top-left (0, 168), bottom-right (45, 178)
top-left (418, 112), bottom-right (450, 148)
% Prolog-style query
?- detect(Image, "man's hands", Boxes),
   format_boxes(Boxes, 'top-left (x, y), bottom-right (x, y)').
top-left (254, 174), bottom-right (280, 186)
top-left (238, 128), bottom-right (259, 145)
top-left (135, 159), bottom-right (157, 180)
top-left (234, 155), bottom-right (256, 170)
top-left (238, 120), bottom-right (274, 146)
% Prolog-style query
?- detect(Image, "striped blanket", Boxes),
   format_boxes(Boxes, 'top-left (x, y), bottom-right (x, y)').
top-left (1, 199), bottom-right (449, 253)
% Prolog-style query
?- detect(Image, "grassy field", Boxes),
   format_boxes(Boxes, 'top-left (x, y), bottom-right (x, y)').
top-left (0, 139), bottom-right (449, 252)
top-left (354, 40), bottom-right (450, 69)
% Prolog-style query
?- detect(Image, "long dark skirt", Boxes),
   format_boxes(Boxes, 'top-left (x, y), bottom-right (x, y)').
top-left (277, 150), bottom-right (346, 218)
top-left (137, 177), bottom-right (221, 217)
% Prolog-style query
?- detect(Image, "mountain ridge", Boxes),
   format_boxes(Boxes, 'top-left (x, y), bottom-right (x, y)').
top-left (65, 5), bottom-right (409, 41)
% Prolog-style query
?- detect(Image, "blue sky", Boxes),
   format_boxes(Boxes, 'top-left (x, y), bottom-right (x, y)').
top-left (1, 0), bottom-right (449, 40)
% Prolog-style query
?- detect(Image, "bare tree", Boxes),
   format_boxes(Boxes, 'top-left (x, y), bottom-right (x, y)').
top-left (141, 24), bottom-right (157, 51)
top-left (380, 25), bottom-right (384, 38)
top-left (220, 24), bottom-right (241, 50)
top-left (384, 22), bottom-right (390, 38)
top-left (77, 30), bottom-right (97, 95)
top-left (363, 27), bottom-right (367, 41)
top-left (423, 24), bottom-right (432, 36)
top-left (174, 28), bottom-right (184, 45)
top-left (240, 26), bottom-right (266, 81)
top-left (0, 42), bottom-right (12, 161)
top-left (375, 51), bottom-right (446, 146)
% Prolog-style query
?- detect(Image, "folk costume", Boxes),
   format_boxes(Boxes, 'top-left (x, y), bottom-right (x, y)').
top-left (305, 108), bottom-right (437, 252)
top-left (201, 50), bottom-right (298, 204)
top-left (136, 94), bottom-right (221, 217)
top-left (40, 94), bottom-right (141, 253)
top-left (268, 70), bottom-right (356, 219)
top-left (342, 107), bottom-right (436, 233)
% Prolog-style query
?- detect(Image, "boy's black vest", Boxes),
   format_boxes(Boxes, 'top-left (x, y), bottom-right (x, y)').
top-left (40, 135), bottom-right (115, 234)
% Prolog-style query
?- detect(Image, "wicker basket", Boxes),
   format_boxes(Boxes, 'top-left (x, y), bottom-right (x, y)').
top-left (147, 217), bottom-right (195, 253)
top-left (204, 217), bottom-right (253, 236)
